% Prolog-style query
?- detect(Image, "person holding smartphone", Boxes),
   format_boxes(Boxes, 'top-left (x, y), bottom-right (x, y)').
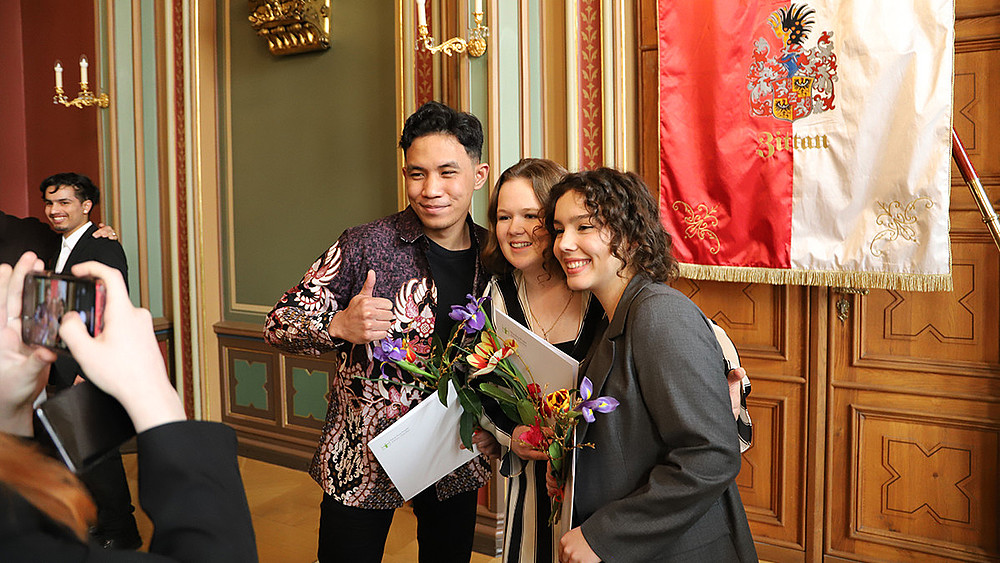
top-left (0, 252), bottom-right (258, 562)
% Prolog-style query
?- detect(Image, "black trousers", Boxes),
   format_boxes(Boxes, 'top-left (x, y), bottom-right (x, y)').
top-left (317, 487), bottom-right (478, 563)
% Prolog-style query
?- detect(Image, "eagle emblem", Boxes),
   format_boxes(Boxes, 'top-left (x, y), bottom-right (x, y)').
top-left (747, 3), bottom-right (837, 122)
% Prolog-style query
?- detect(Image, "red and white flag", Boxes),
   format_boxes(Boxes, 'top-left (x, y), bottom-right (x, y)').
top-left (658, 1), bottom-right (954, 290)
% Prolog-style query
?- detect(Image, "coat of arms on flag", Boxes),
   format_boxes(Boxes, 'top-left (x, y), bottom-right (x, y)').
top-left (658, 1), bottom-right (954, 291)
top-left (748, 4), bottom-right (837, 123)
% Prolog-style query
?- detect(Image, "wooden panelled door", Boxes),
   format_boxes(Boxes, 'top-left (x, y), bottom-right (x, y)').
top-left (637, 1), bottom-right (1000, 561)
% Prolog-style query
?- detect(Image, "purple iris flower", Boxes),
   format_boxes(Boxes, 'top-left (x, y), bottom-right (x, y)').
top-left (449, 294), bottom-right (489, 334)
top-left (578, 376), bottom-right (619, 423)
top-left (373, 337), bottom-right (406, 363)
top-left (372, 338), bottom-right (408, 378)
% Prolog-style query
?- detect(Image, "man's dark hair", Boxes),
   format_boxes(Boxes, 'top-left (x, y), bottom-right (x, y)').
top-left (398, 101), bottom-right (484, 162)
top-left (39, 173), bottom-right (100, 206)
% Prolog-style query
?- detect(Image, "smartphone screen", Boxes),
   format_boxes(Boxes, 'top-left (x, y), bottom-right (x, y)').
top-left (21, 271), bottom-right (105, 350)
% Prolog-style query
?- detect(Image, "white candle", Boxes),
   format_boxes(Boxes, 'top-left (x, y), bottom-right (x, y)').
top-left (417, 0), bottom-right (427, 27)
top-left (474, 0), bottom-right (482, 14)
top-left (54, 61), bottom-right (63, 89)
top-left (79, 55), bottom-right (88, 85)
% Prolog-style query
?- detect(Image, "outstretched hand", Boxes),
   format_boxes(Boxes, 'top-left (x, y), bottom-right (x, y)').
top-left (327, 270), bottom-right (394, 344)
top-left (0, 252), bottom-right (56, 436)
top-left (59, 261), bottom-right (186, 433)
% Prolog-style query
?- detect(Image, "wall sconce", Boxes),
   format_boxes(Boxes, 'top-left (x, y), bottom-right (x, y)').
top-left (248, 0), bottom-right (330, 56)
top-left (416, 0), bottom-right (489, 57)
top-left (53, 55), bottom-right (110, 109)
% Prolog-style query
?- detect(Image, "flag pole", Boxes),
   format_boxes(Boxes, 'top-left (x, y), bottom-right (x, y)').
top-left (952, 128), bottom-right (1000, 253)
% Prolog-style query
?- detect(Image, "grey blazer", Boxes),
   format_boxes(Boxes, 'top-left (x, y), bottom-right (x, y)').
top-left (574, 275), bottom-right (757, 562)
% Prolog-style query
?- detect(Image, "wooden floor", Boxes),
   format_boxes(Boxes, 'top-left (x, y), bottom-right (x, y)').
top-left (123, 454), bottom-right (501, 563)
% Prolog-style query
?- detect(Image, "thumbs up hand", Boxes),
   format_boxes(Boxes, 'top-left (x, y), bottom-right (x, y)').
top-left (327, 270), bottom-right (395, 344)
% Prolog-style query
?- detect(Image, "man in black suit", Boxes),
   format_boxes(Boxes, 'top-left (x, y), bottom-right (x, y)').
top-left (40, 172), bottom-right (142, 551)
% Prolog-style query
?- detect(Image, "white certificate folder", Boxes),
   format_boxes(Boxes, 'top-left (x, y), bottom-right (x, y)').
top-left (369, 385), bottom-right (479, 501)
top-left (492, 308), bottom-right (579, 393)
top-left (492, 308), bottom-right (580, 535)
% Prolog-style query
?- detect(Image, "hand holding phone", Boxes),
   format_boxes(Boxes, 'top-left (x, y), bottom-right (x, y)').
top-left (0, 252), bottom-right (57, 436)
top-left (21, 271), bottom-right (105, 351)
top-left (59, 261), bottom-right (186, 433)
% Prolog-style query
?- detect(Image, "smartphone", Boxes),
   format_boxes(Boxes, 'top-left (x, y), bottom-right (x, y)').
top-left (21, 271), bottom-right (105, 351)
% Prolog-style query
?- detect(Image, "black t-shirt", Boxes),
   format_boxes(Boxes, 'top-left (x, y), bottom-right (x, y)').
top-left (425, 238), bottom-right (477, 340)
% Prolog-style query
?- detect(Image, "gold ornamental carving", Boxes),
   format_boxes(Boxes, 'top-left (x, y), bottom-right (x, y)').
top-left (248, 0), bottom-right (330, 56)
top-left (673, 200), bottom-right (722, 254)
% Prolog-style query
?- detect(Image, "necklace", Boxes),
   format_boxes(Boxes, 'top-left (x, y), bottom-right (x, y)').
top-left (523, 283), bottom-right (576, 341)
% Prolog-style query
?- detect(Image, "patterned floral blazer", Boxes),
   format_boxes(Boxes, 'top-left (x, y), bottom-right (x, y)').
top-left (264, 207), bottom-right (490, 509)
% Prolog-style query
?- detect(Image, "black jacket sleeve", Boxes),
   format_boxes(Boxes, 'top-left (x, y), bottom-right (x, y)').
top-left (136, 421), bottom-right (257, 563)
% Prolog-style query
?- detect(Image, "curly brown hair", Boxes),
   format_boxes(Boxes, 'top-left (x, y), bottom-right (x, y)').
top-left (544, 168), bottom-right (679, 283)
top-left (482, 158), bottom-right (568, 276)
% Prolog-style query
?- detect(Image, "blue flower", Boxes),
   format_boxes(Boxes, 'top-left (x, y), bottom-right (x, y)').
top-left (578, 376), bottom-right (619, 423)
top-left (448, 294), bottom-right (489, 334)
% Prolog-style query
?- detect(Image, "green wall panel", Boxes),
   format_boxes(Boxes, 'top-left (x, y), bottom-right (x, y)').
top-left (291, 367), bottom-right (329, 420)
top-left (233, 359), bottom-right (268, 409)
top-left (220, 0), bottom-right (399, 322)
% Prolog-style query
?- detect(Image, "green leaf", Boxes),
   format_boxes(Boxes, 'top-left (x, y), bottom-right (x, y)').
top-left (478, 382), bottom-right (517, 404)
top-left (437, 374), bottom-right (451, 406)
top-left (516, 398), bottom-right (539, 426)
top-left (459, 410), bottom-right (475, 449)
top-left (431, 334), bottom-right (445, 363)
top-left (549, 441), bottom-right (563, 471)
top-left (394, 360), bottom-right (432, 378)
top-left (499, 401), bottom-right (522, 423)
top-left (457, 387), bottom-right (483, 419)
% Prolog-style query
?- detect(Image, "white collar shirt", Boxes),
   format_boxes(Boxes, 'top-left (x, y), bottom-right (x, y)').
top-left (55, 221), bottom-right (93, 273)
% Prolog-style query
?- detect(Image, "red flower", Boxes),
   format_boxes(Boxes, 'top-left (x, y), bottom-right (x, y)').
top-left (517, 424), bottom-right (546, 448)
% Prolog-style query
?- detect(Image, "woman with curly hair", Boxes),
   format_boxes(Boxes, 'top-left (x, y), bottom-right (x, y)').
top-left (545, 168), bottom-right (757, 563)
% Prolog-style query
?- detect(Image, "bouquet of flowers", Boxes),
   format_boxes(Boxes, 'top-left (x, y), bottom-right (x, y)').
top-left (482, 374), bottom-right (618, 525)
top-left (455, 297), bottom-right (619, 525)
top-left (371, 295), bottom-right (619, 525)
top-left (368, 294), bottom-right (491, 450)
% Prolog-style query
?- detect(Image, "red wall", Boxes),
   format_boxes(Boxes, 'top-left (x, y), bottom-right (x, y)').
top-left (0, 0), bottom-right (100, 222)
top-left (0, 0), bottom-right (28, 214)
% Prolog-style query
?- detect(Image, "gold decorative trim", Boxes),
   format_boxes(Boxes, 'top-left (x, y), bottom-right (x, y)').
top-left (672, 200), bottom-right (722, 254)
top-left (248, 0), bottom-right (330, 56)
top-left (519, 0), bottom-right (532, 157)
top-left (870, 197), bottom-right (934, 257)
top-left (677, 263), bottom-right (953, 292)
top-left (132, 3), bottom-right (150, 310)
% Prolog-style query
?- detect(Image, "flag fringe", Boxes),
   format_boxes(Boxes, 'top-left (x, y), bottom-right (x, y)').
top-left (677, 264), bottom-right (953, 292)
